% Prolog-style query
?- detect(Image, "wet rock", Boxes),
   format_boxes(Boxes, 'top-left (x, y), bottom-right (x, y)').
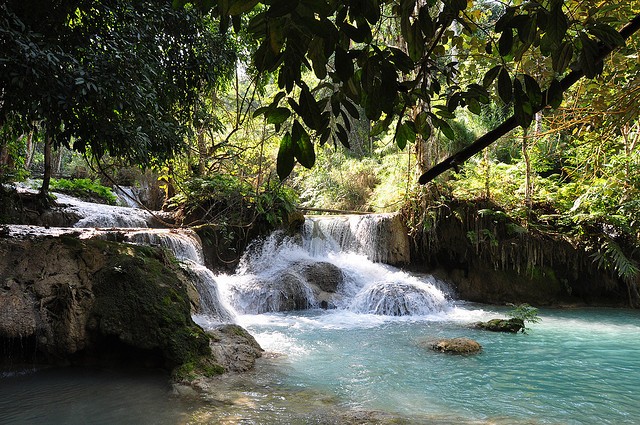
top-left (231, 260), bottom-right (344, 314)
top-left (292, 260), bottom-right (344, 293)
top-left (0, 279), bottom-right (37, 338)
top-left (351, 280), bottom-right (448, 316)
top-left (233, 274), bottom-right (314, 314)
top-left (207, 324), bottom-right (263, 373)
top-left (474, 318), bottom-right (524, 333)
top-left (430, 337), bottom-right (482, 354)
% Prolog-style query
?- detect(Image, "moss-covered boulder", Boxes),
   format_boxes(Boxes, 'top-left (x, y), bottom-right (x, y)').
top-left (88, 247), bottom-right (211, 368)
top-left (430, 337), bottom-right (482, 354)
top-left (0, 235), bottom-right (212, 374)
top-left (474, 318), bottom-right (525, 333)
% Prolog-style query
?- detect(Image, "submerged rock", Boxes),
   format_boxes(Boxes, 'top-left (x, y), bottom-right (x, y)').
top-left (430, 338), bottom-right (482, 354)
top-left (351, 280), bottom-right (448, 316)
top-left (474, 318), bottom-right (525, 333)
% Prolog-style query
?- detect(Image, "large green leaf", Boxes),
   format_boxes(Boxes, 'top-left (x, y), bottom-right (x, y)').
top-left (292, 121), bottom-right (315, 169)
top-left (335, 46), bottom-right (354, 83)
top-left (552, 41), bottom-right (573, 74)
top-left (545, 1), bottom-right (568, 48)
top-left (578, 33), bottom-right (602, 78)
top-left (396, 121), bottom-right (416, 149)
top-left (545, 79), bottom-right (563, 109)
top-left (228, 0), bottom-right (259, 15)
top-left (498, 67), bottom-right (512, 104)
top-left (498, 29), bottom-right (513, 56)
top-left (514, 79), bottom-right (533, 128)
top-left (266, 107), bottom-right (291, 125)
top-left (277, 132), bottom-right (295, 180)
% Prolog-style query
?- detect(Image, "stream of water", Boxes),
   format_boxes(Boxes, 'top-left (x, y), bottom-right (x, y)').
top-left (2, 194), bottom-right (639, 424)
top-left (192, 227), bottom-right (640, 424)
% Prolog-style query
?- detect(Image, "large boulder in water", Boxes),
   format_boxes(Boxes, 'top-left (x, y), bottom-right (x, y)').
top-left (229, 260), bottom-right (344, 313)
top-left (430, 338), bottom-right (482, 354)
top-left (207, 324), bottom-right (263, 373)
top-left (231, 273), bottom-right (315, 314)
top-left (292, 260), bottom-right (344, 293)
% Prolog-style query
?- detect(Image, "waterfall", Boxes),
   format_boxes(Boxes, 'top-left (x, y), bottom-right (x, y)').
top-left (114, 186), bottom-right (141, 208)
top-left (55, 193), bottom-right (154, 228)
top-left (217, 216), bottom-right (451, 317)
top-left (302, 214), bottom-right (410, 265)
top-left (24, 190), bottom-right (450, 320)
top-left (6, 192), bottom-right (233, 324)
top-left (121, 229), bottom-right (234, 322)
top-left (124, 229), bottom-right (204, 264)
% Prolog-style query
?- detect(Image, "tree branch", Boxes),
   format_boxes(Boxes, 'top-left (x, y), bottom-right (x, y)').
top-left (418, 13), bottom-right (640, 185)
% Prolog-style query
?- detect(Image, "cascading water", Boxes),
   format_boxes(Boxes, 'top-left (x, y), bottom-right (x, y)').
top-left (122, 229), bottom-right (234, 323)
top-left (302, 213), bottom-right (411, 265)
top-left (54, 193), bottom-right (155, 228)
top-left (5, 194), bottom-right (640, 424)
top-left (215, 215), bottom-right (450, 317)
top-left (6, 191), bottom-right (234, 323)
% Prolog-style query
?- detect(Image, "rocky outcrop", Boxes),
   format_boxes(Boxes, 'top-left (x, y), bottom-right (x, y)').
top-left (0, 235), bottom-right (260, 379)
top-left (292, 260), bottom-right (344, 308)
top-left (429, 338), bottom-right (482, 354)
top-left (207, 325), bottom-right (263, 373)
top-left (474, 318), bottom-right (524, 333)
top-left (409, 199), bottom-right (631, 307)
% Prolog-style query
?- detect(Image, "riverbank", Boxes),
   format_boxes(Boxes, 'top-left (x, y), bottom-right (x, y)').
top-left (405, 198), bottom-right (637, 308)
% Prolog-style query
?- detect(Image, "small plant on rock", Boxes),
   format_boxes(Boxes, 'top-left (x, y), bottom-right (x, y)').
top-left (507, 303), bottom-right (541, 333)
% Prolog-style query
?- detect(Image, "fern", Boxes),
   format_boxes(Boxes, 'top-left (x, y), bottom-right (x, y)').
top-left (591, 238), bottom-right (639, 284)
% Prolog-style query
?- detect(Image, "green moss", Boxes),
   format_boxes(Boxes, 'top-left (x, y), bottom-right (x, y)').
top-left (172, 357), bottom-right (225, 382)
top-left (90, 243), bottom-right (210, 368)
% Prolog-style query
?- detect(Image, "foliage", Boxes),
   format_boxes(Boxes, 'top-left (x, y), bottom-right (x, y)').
top-left (170, 174), bottom-right (298, 228)
top-left (507, 303), bottom-right (541, 333)
top-left (294, 147), bottom-right (381, 212)
top-left (176, 0), bottom-right (638, 181)
top-left (0, 0), bottom-right (236, 190)
top-left (591, 237), bottom-right (640, 285)
top-left (48, 178), bottom-right (117, 205)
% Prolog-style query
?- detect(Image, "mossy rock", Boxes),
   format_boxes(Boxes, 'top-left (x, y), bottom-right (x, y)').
top-left (172, 356), bottom-right (225, 382)
top-left (430, 338), bottom-right (482, 355)
top-left (89, 245), bottom-right (210, 367)
top-left (474, 318), bottom-right (524, 333)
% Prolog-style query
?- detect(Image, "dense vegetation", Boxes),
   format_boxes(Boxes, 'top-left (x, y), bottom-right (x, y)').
top-left (1, 1), bottom-right (639, 298)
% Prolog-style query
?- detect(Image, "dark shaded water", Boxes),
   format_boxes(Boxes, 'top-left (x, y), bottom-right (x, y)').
top-left (0, 367), bottom-right (194, 425)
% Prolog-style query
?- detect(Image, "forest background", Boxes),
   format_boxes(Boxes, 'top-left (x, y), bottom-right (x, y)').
top-left (1, 0), bottom-right (639, 296)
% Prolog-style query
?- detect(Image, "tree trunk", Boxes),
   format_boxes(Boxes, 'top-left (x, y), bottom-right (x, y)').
top-left (40, 135), bottom-right (53, 196)
top-left (197, 129), bottom-right (206, 176)
top-left (483, 148), bottom-right (491, 200)
top-left (24, 131), bottom-right (35, 169)
top-left (52, 147), bottom-right (63, 177)
top-left (0, 138), bottom-right (8, 180)
top-left (522, 127), bottom-right (531, 210)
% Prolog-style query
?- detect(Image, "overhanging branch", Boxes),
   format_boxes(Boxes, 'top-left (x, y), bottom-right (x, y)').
top-left (419, 13), bottom-right (640, 185)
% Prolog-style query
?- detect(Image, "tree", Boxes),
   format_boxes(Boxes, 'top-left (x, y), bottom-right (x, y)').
top-left (0, 1), bottom-right (236, 194)
top-left (175, 0), bottom-right (640, 183)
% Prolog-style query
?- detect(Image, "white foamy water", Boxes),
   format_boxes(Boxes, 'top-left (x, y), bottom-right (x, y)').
top-left (54, 193), bottom-right (154, 228)
top-left (214, 228), bottom-right (451, 318)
